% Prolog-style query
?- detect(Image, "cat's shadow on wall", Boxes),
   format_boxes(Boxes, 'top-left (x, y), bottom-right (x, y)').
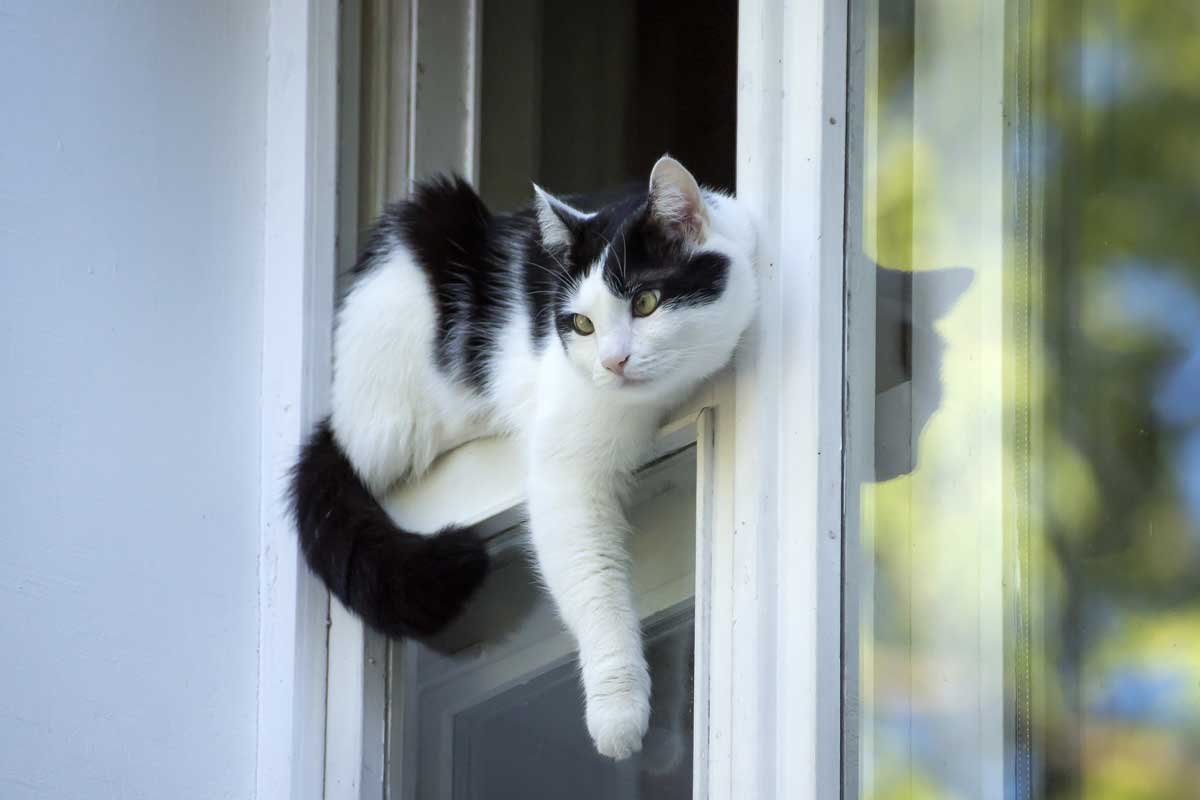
top-left (871, 262), bottom-right (974, 481)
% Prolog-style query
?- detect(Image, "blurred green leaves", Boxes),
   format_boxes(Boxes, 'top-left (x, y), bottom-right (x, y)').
top-left (851, 0), bottom-right (1200, 796)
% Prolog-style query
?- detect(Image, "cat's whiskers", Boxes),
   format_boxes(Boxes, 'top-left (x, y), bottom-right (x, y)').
top-left (540, 247), bottom-right (572, 280)
top-left (525, 265), bottom-right (579, 296)
top-left (619, 228), bottom-right (629, 281)
top-left (520, 257), bottom-right (573, 285)
top-left (523, 289), bottom-right (564, 302)
top-left (595, 230), bottom-right (626, 285)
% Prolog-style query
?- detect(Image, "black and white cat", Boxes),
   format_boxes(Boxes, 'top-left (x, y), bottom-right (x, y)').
top-left (290, 156), bottom-right (756, 759)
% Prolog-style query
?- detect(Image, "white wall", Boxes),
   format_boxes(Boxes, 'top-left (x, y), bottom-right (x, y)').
top-left (0, 3), bottom-right (269, 798)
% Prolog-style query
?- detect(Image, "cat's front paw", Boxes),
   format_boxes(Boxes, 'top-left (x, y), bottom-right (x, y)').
top-left (585, 683), bottom-right (651, 760)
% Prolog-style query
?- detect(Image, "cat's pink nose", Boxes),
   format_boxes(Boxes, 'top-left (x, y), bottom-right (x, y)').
top-left (602, 354), bottom-right (629, 376)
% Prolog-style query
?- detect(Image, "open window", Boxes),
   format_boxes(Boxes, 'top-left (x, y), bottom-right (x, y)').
top-left (328, 1), bottom-right (739, 797)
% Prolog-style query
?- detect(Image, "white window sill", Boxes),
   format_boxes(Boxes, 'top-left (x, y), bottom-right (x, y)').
top-left (381, 383), bottom-right (715, 536)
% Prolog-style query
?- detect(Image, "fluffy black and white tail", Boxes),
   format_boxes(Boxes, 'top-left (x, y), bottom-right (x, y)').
top-left (289, 419), bottom-right (489, 638)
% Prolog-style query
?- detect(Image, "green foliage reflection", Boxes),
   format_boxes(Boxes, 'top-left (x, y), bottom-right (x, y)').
top-left (851, 1), bottom-right (1200, 797)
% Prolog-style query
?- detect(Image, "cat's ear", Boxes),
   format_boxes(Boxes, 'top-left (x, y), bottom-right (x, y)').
top-left (532, 184), bottom-right (586, 250)
top-left (647, 155), bottom-right (709, 245)
top-left (875, 264), bottom-right (973, 325)
top-left (907, 266), bottom-right (974, 322)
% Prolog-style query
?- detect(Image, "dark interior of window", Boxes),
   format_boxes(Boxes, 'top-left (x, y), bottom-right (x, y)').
top-left (479, 0), bottom-right (738, 211)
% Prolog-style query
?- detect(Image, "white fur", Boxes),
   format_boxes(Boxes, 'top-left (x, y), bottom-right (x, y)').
top-left (331, 183), bottom-right (757, 759)
top-left (330, 251), bottom-right (496, 493)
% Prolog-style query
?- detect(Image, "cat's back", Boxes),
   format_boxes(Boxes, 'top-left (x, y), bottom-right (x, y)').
top-left (356, 176), bottom-right (533, 389)
top-left (333, 176), bottom-right (533, 482)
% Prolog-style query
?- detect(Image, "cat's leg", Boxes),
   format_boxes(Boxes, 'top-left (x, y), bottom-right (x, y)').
top-left (528, 464), bottom-right (649, 758)
top-left (526, 413), bottom-right (656, 760)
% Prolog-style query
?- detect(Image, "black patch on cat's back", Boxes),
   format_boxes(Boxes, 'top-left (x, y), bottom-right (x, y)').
top-left (366, 175), bottom-right (512, 389)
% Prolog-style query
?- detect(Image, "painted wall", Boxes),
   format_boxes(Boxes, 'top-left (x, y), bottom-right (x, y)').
top-left (0, 3), bottom-right (268, 797)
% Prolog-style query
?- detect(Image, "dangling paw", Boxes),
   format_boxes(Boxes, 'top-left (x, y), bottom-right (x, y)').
top-left (585, 669), bottom-right (651, 760)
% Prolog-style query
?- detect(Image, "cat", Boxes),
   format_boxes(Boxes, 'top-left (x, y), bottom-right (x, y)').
top-left (289, 156), bottom-right (757, 760)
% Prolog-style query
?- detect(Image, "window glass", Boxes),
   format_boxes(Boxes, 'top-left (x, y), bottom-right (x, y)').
top-left (392, 446), bottom-right (699, 799)
top-left (450, 605), bottom-right (693, 799)
top-left (845, 1), bottom-right (1200, 797)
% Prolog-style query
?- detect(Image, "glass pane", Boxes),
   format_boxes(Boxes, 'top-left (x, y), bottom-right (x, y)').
top-left (845, 1), bottom-right (1200, 797)
top-left (451, 605), bottom-right (693, 800)
top-left (392, 446), bottom-right (699, 799)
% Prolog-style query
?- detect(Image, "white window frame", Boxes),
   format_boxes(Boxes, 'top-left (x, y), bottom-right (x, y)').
top-left (257, 0), bottom-right (848, 797)
top-left (257, 2), bottom-right (340, 799)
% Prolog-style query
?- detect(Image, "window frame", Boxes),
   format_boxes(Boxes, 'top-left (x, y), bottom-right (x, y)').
top-left (260, 0), bottom-right (851, 797)
top-left (256, 2), bottom-right (340, 800)
top-left (730, 1), bottom-right (848, 796)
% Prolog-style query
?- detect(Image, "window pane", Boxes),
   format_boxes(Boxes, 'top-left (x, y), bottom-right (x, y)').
top-left (391, 446), bottom-right (699, 799)
top-left (845, 1), bottom-right (1200, 797)
top-left (451, 605), bottom-right (693, 800)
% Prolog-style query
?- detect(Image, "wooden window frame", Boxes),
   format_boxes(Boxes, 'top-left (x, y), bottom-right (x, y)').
top-left (257, 1), bottom-right (848, 797)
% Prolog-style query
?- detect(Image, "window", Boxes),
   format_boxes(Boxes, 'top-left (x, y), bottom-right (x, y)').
top-left (845, 1), bottom-right (1200, 797)
top-left (310, 0), bottom-right (1197, 796)
top-left (290, 2), bottom-right (833, 798)
top-left (386, 0), bottom-right (738, 788)
top-left (330, 2), bottom-right (739, 796)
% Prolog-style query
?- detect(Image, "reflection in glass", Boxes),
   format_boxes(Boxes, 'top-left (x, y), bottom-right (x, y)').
top-left (846, 1), bottom-right (1200, 797)
top-left (452, 605), bottom-right (694, 800)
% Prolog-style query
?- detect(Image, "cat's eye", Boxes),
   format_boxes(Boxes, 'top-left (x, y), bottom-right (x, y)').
top-left (571, 313), bottom-right (595, 335)
top-left (632, 290), bottom-right (661, 317)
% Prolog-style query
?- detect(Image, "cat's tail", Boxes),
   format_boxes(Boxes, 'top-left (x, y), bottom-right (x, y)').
top-left (288, 418), bottom-right (490, 639)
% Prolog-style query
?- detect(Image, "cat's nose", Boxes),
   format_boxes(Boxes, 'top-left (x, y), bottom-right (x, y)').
top-left (602, 354), bottom-right (629, 376)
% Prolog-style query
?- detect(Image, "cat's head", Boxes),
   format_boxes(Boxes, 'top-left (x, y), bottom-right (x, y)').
top-left (532, 156), bottom-right (757, 402)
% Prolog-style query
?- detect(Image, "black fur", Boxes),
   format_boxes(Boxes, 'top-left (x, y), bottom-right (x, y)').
top-left (289, 419), bottom-right (489, 638)
top-left (599, 225), bottom-right (729, 308)
top-left (544, 191), bottom-right (731, 306)
top-left (361, 176), bottom-right (520, 390)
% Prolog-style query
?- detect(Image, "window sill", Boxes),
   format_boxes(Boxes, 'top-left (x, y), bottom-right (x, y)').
top-left (381, 383), bottom-right (715, 537)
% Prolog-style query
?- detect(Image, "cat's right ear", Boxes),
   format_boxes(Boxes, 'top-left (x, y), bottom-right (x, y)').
top-left (647, 156), bottom-right (709, 245)
top-left (533, 184), bottom-right (586, 250)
